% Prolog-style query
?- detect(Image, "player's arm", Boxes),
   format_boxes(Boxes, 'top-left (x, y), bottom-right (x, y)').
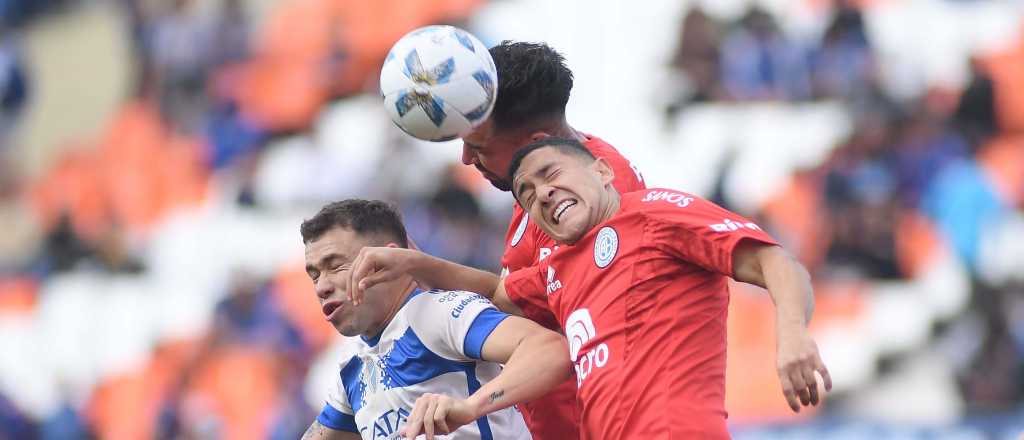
top-left (300, 420), bottom-right (359, 440)
top-left (347, 246), bottom-right (524, 315)
top-left (732, 240), bottom-right (833, 412)
top-left (402, 316), bottom-right (571, 439)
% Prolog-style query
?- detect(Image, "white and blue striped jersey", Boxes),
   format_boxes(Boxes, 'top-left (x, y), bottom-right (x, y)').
top-left (316, 289), bottom-right (533, 440)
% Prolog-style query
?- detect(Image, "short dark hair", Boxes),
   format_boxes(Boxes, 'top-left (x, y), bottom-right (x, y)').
top-left (489, 41), bottom-right (574, 130)
top-left (300, 199), bottom-right (409, 247)
top-left (507, 137), bottom-right (596, 196)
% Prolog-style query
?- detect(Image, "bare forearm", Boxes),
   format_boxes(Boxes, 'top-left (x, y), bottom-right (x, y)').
top-left (407, 251), bottom-right (501, 298)
top-left (467, 334), bottom-right (571, 416)
top-left (761, 250), bottom-right (814, 326)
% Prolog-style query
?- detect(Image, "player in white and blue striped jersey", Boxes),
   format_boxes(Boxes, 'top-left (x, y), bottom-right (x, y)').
top-left (299, 200), bottom-right (572, 440)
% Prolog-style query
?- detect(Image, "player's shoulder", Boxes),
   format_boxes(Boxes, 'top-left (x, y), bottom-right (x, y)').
top-left (335, 336), bottom-right (366, 369)
top-left (405, 289), bottom-right (496, 320)
top-left (582, 134), bottom-right (627, 162)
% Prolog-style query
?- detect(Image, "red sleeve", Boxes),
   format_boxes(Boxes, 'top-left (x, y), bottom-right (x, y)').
top-left (640, 190), bottom-right (778, 277)
top-left (502, 265), bottom-right (560, 330)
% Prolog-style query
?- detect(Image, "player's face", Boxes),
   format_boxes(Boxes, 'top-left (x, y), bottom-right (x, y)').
top-left (461, 120), bottom-right (531, 191)
top-left (304, 227), bottom-right (401, 337)
top-left (512, 147), bottom-right (616, 244)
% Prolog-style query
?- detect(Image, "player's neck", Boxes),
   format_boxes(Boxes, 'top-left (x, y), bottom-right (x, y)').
top-left (362, 278), bottom-right (417, 340)
top-left (535, 119), bottom-right (582, 141)
top-left (598, 189), bottom-right (621, 224)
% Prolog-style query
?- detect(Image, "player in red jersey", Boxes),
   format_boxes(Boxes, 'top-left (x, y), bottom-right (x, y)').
top-left (457, 41), bottom-right (644, 439)
top-left (350, 138), bottom-right (831, 439)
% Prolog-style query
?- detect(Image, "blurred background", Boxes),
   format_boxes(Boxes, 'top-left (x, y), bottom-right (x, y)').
top-left (0, 0), bottom-right (1022, 438)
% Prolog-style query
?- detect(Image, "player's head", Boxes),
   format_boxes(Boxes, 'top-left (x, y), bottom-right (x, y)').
top-left (508, 138), bottom-right (617, 244)
top-left (461, 41), bottom-right (574, 191)
top-left (301, 199), bottom-right (411, 337)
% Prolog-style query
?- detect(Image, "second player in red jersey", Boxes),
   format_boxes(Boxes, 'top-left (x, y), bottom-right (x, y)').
top-left (504, 187), bottom-right (775, 438)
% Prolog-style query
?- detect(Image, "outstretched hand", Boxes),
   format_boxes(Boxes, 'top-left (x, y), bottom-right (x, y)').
top-left (776, 324), bottom-right (832, 412)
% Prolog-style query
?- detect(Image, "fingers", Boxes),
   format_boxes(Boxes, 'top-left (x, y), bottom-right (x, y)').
top-left (801, 366), bottom-right (819, 406)
top-left (789, 370), bottom-right (811, 407)
top-left (816, 357), bottom-right (833, 391)
top-left (405, 394), bottom-right (430, 439)
top-left (347, 249), bottom-right (368, 305)
top-left (779, 346), bottom-right (834, 413)
top-left (433, 399), bottom-right (451, 434)
top-left (405, 394), bottom-right (454, 440)
top-left (778, 373), bottom-right (801, 413)
top-left (423, 397), bottom-right (437, 439)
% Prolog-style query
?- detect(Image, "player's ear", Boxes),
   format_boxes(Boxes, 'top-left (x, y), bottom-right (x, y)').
top-left (385, 242), bottom-right (401, 249)
top-left (591, 158), bottom-right (615, 186)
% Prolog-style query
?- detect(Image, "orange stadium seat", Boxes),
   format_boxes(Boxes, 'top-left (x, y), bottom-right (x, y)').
top-left (759, 172), bottom-right (831, 271)
top-left (0, 276), bottom-right (37, 316)
top-left (985, 32), bottom-right (1024, 133)
top-left (88, 338), bottom-right (204, 440)
top-left (30, 148), bottom-right (110, 241)
top-left (976, 135), bottom-right (1024, 207)
top-left (894, 210), bottom-right (944, 278)
top-left (185, 347), bottom-right (280, 440)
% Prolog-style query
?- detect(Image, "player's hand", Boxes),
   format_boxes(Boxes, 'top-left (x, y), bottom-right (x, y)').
top-left (347, 247), bottom-right (421, 305)
top-left (775, 324), bottom-right (832, 412)
top-left (401, 393), bottom-right (477, 440)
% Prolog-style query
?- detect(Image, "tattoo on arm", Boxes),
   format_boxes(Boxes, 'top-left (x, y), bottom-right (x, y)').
top-left (301, 421), bottom-right (325, 440)
top-left (488, 390), bottom-right (505, 404)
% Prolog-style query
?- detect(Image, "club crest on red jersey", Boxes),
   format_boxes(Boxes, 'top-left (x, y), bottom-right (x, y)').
top-left (594, 226), bottom-right (618, 268)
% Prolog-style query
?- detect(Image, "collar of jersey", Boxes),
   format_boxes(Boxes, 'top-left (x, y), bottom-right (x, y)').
top-left (360, 287), bottom-right (425, 347)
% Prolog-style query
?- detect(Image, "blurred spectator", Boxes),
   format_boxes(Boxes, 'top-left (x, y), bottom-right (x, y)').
top-left (954, 56), bottom-right (998, 150)
top-left (208, 0), bottom-right (250, 68)
top-left (148, 0), bottom-right (210, 132)
top-left (720, 6), bottom-right (811, 101)
top-left (210, 270), bottom-right (307, 356)
top-left (665, 7), bottom-right (724, 118)
top-left (822, 115), bottom-right (903, 279)
top-left (0, 391), bottom-right (36, 439)
top-left (40, 397), bottom-right (93, 440)
top-left (890, 108), bottom-right (969, 207)
top-left (809, 1), bottom-right (876, 101)
top-left (0, 25), bottom-right (28, 152)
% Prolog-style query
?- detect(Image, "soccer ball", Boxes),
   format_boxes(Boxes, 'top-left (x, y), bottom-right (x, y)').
top-left (380, 25), bottom-right (497, 142)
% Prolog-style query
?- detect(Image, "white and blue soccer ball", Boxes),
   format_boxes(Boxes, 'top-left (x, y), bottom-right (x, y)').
top-left (380, 25), bottom-right (497, 142)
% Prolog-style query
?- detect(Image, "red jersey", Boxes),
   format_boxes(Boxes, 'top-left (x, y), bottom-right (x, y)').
top-left (505, 189), bottom-right (778, 439)
top-left (500, 134), bottom-right (645, 440)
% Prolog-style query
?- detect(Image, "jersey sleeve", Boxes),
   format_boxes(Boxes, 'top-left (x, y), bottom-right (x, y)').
top-left (502, 265), bottom-right (555, 328)
top-left (500, 210), bottom-right (564, 331)
top-left (406, 291), bottom-right (511, 361)
top-left (640, 190), bottom-right (778, 277)
top-left (317, 357), bottom-right (359, 432)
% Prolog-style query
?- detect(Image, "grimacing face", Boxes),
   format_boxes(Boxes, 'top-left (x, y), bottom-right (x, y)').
top-left (304, 227), bottom-right (404, 337)
top-left (512, 147), bottom-right (616, 244)
top-left (461, 119), bottom-right (538, 192)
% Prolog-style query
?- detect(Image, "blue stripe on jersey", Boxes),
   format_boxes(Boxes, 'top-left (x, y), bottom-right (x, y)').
top-left (317, 403), bottom-right (358, 432)
top-left (463, 308), bottom-right (510, 360)
top-left (383, 327), bottom-right (472, 388)
top-left (340, 355), bottom-right (367, 413)
top-left (464, 365), bottom-right (494, 440)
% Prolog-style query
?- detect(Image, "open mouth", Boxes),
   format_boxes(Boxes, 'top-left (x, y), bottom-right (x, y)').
top-left (552, 199), bottom-right (577, 225)
top-left (322, 300), bottom-right (343, 321)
